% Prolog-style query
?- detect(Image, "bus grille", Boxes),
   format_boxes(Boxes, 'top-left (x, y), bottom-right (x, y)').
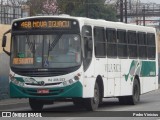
top-left (25, 82), bottom-right (62, 86)
top-left (14, 71), bottom-right (70, 77)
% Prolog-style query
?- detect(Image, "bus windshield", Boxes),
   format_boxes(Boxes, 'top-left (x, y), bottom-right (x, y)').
top-left (11, 34), bottom-right (81, 69)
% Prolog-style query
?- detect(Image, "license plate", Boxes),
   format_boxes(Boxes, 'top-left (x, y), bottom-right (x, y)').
top-left (37, 89), bottom-right (49, 94)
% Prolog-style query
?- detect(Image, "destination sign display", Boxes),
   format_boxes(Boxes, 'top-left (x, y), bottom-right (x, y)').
top-left (12, 18), bottom-right (79, 31)
top-left (20, 20), bottom-right (71, 29)
top-left (13, 58), bottom-right (33, 65)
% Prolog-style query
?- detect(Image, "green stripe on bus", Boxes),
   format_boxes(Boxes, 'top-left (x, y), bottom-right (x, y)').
top-left (140, 61), bottom-right (156, 77)
top-left (125, 60), bottom-right (156, 81)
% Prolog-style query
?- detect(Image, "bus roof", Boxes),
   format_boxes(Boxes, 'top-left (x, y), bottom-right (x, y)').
top-left (12, 15), bottom-right (156, 33)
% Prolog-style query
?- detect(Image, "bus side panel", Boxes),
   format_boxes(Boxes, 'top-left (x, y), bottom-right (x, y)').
top-left (140, 61), bottom-right (157, 93)
top-left (114, 78), bottom-right (121, 96)
top-left (83, 58), bottom-right (95, 98)
top-left (120, 60), bottom-right (157, 95)
top-left (105, 59), bottom-right (121, 97)
top-left (83, 78), bottom-right (95, 98)
top-left (94, 58), bottom-right (107, 96)
top-left (141, 77), bottom-right (156, 93)
top-left (120, 59), bottom-right (133, 96)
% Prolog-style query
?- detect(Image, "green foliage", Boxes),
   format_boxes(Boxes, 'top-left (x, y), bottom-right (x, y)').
top-left (26, 0), bottom-right (45, 16)
top-left (25, 0), bottom-right (117, 21)
top-left (57, 0), bottom-right (117, 21)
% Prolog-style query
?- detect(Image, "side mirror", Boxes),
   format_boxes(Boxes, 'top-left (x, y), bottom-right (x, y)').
top-left (2, 35), bottom-right (7, 47)
top-left (2, 35), bottom-right (11, 56)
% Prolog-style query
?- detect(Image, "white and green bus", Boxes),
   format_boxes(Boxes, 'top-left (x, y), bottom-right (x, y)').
top-left (2, 16), bottom-right (158, 111)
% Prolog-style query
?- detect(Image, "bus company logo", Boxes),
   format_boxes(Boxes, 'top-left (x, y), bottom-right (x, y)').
top-left (2, 112), bottom-right (11, 117)
top-left (38, 81), bottom-right (45, 86)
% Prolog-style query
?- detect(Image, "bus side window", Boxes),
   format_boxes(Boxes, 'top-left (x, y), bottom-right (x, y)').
top-left (94, 27), bottom-right (106, 58)
top-left (106, 28), bottom-right (117, 58)
top-left (82, 25), bottom-right (93, 71)
top-left (147, 33), bottom-right (156, 59)
top-left (138, 32), bottom-right (147, 59)
top-left (84, 37), bottom-right (92, 58)
top-left (128, 31), bottom-right (137, 59)
top-left (117, 29), bottom-right (127, 58)
top-left (82, 25), bottom-right (92, 58)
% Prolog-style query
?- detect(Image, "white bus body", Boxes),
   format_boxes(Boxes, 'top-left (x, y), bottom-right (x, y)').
top-left (2, 16), bottom-right (158, 111)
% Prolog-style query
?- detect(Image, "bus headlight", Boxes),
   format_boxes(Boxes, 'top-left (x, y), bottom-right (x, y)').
top-left (10, 77), bottom-right (24, 87)
top-left (61, 73), bottom-right (81, 86)
top-left (63, 79), bottom-right (74, 86)
top-left (74, 73), bottom-right (81, 81)
top-left (63, 81), bottom-right (68, 86)
top-left (74, 75), bottom-right (79, 81)
top-left (62, 73), bottom-right (81, 86)
top-left (69, 79), bottom-right (74, 84)
top-left (24, 78), bottom-right (37, 84)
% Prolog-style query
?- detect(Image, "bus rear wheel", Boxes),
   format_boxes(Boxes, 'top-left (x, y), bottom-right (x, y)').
top-left (84, 82), bottom-right (100, 111)
top-left (128, 79), bottom-right (140, 105)
top-left (29, 98), bottom-right (44, 111)
top-left (118, 79), bottom-right (140, 105)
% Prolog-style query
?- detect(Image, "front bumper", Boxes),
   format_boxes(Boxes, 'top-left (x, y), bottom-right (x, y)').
top-left (10, 81), bottom-right (83, 99)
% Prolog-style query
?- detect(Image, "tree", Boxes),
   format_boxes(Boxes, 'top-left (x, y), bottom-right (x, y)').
top-left (26, 0), bottom-right (59, 16)
top-left (8, 0), bottom-right (26, 6)
top-left (42, 0), bottom-right (59, 15)
top-left (57, 0), bottom-right (117, 21)
top-left (17, 0), bottom-right (117, 21)
top-left (26, 0), bottom-right (45, 16)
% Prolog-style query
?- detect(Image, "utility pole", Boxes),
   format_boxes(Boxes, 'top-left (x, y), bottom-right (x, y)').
top-left (1, 0), bottom-right (3, 24)
top-left (86, 0), bottom-right (89, 17)
top-left (120, 0), bottom-right (123, 22)
top-left (135, 0), bottom-right (139, 25)
top-left (143, 5), bottom-right (145, 26)
top-left (125, 0), bottom-right (127, 23)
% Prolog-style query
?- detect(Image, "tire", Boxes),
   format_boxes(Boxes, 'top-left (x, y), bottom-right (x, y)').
top-left (119, 79), bottom-right (140, 105)
top-left (128, 79), bottom-right (140, 105)
top-left (84, 82), bottom-right (100, 111)
top-left (29, 98), bottom-right (44, 111)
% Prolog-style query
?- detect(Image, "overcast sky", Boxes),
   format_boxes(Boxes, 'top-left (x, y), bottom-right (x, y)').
top-left (140, 0), bottom-right (160, 4)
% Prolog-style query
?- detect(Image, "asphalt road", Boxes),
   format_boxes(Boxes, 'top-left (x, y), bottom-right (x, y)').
top-left (0, 89), bottom-right (160, 120)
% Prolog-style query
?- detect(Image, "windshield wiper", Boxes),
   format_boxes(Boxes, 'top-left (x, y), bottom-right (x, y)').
top-left (45, 34), bottom-right (62, 66)
top-left (26, 36), bottom-right (34, 53)
top-left (46, 39), bottom-right (51, 62)
top-left (49, 34), bottom-right (62, 51)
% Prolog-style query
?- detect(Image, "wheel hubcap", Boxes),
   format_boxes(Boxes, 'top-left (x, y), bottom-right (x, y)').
top-left (134, 85), bottom-right (139, 101)
top-left (93, 87), bottom-right (99, 104)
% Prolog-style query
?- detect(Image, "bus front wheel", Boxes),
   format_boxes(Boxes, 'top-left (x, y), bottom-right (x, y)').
top-left (29, 98), bottom-right (44, 111)
top-left (84, 82), bottom-right (100, 111)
